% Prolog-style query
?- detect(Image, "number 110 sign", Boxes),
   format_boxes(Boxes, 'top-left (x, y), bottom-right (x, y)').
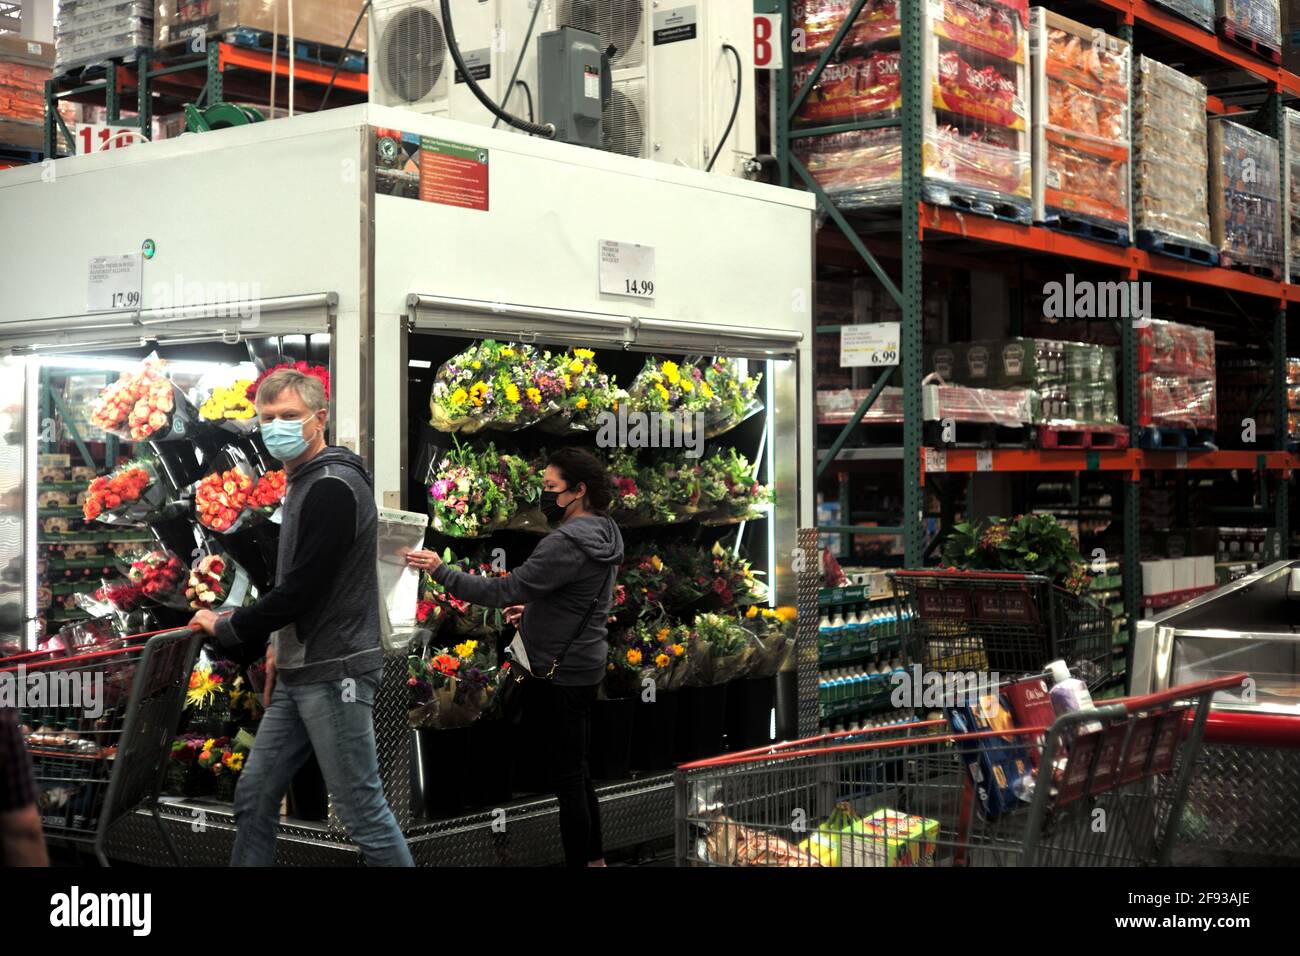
top-left (840, 323), bottom-right (900, 367)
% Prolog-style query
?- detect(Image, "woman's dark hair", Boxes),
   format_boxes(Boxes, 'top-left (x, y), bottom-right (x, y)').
top-left (547, 447), bottom-right (614, 513)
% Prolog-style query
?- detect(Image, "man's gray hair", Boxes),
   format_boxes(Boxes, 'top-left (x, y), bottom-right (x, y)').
top-left (256, 368), bottom-right (328, 412)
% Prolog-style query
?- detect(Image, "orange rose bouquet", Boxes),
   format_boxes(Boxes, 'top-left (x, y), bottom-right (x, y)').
top-left (90, 353), bottom-right (198, 442)
top-left (83, 456), bottom-right (186, 526)
top-left (247, 470), bottom-right (287, 517)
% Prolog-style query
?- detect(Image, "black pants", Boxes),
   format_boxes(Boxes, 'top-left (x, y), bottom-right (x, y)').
top-left (527, 680), bottom-right (604, 867)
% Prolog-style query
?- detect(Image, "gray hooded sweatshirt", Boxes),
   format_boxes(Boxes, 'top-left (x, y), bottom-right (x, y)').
top-left (431, 514), bottom-right (624, 686)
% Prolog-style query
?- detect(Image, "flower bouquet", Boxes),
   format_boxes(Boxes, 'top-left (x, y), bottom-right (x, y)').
top-left (606, 450), bottom-right (657, 527)
top-left (121, 547), bottom-right (191, 609)
top-left (407, 637), bottom-right (502, 730)
top-left (941, 513), bottom-right (1090, 595)
top-left (539, 348), bottom-right (627, 434)
top-left (654, 455), bottom-right (705, 519)
top-left (500, 452), bottom-right (547, 532)
top-left (194, 363), bottom-right (260, 434)
top-left (698, 448), bottom-right (773, 524)
top-left (72, 578), bottom-right (154, 635)
top-left (247, 469), bottom-right (287, 518)
top-left (428, 340), bottom-right (561, 433)
top-left (90, 353), bottom-right (198, 442)
top-left (689, 612), bottom-right (763, 686)
top-left (742, 605), bottom-right (798, 679)
top-left (618, 549), bottom-right (686, 613)
top-left (246, 360), bottom-right (331, 404)
top-left (427, 440), bottom-right (527, 537)
top-left (83, 456), bottom-right (186, 526)
top-left (420, 550), bottom-right (508, 640)
top-left (186, 552), bottom-right (258, 611)
top-left (605, 617), bottom-right (693, 697)
top-left (166, 734), bottom-right (219, 797)
top-left (626, 357), bottom-right (714, 430)
top-left (672, 540), bottom-right (769, 611)
top-left (701, 357), bottom-right (764, 438)
top-left (194, 447), bottom-right (275, 534)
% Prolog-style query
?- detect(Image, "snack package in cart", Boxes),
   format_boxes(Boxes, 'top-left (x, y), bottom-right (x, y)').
top-left (947, 692), bottom-right (1036, 818)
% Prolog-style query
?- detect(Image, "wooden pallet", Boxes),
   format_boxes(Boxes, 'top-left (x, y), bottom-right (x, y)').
top-left (1137, 426), bottom-right (1217, 450)
top-left (1217, 252), bottom-right (1283, 281)
top-left (1216, 17), bottom-right (1282, 64)
top-left (924, 183), bottom-right (1033, 225)
top-left (1033, 423), bottom-right (1130, 450)
top-left (1136, 230), bottom-right (1219, 266)
top-left (222, 27), bottom-right (367, 72)
top-left (923, 420), bottom-right (1030, 448)
top-left (1044, 211), bottom-right (1131, 248)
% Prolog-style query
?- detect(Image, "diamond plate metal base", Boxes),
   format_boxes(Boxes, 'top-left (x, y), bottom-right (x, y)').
top-left (1169, 743), bottom-right (1300, 866)
top-left (796, 527), bottom-right (820, 739)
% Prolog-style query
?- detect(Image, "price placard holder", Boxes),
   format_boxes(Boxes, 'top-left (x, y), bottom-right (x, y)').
top-left (86, 253), bottom-right (144, 313)
top-left (599, 240), bottom-right (656, 299)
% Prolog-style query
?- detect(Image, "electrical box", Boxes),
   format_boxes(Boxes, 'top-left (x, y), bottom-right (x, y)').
top-left (538, 26), bottom-right (608, 149)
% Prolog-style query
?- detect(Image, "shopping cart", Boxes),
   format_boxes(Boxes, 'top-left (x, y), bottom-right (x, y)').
top-left (675, 674), bottom-right (1242, 866)
top-left (0, 628), bottom-right (201, 864)
top-left (892, 570), bottom-right (1113, 690)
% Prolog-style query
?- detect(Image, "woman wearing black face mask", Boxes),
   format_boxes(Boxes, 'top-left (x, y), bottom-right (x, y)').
top-left (406, 447), bottom-right (624, 867)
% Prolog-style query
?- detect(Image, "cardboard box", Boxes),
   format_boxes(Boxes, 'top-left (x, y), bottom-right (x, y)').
top-left (1195, 556), bottom-right (1217, 589)
top-left (1172, 557), bottom-right (1198, 592)
top-left (843, 810), bottom-right (939, 867)
top-left (1142, 559), bottom-right (1174, 596)
top-left (155, 0), bottom-right (368, 52)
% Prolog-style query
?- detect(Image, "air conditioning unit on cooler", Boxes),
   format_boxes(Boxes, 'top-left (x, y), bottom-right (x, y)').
top-left (534, 0), bottom-right (758, 176)
top-left (369, 0), bottom-right (507, 119)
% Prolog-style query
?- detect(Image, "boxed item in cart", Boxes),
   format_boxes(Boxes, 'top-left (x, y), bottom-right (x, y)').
top-left (1028, 9), bottom-right (1132, 239)
top-left (840, 810), bottom-right (940, 867)
top-left (1216, 0), bottom-right (1282, 52)
top-left (1209, 121), bottom-right (1283, 276)
top-left (1133, 57), bottom-right (1213, 254)
top-left (155, 0), bottom-right (369, 52)
top-left (947, 694), bottom-right (1035, 819)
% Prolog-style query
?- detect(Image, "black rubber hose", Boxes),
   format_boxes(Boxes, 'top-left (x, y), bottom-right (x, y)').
top-left (494, 0), bottom-right (545, 128)
top-left (706, 43), bottom-right (743, 173)
top-left (442, 0), bottom-right (555, 138)
top-left (517, 81), bottom-right (535, 124)
top-left (319, 0), bottom-right (373, 111)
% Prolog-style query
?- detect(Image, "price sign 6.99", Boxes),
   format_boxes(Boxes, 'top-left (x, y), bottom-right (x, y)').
top-left (840, 323), bottom-right (901, 368)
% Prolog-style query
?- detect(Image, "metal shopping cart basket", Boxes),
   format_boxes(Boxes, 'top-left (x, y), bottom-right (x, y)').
top-left (675, 674), bottom-right (1242, 866)
top-left (892, 570), bottom-right (1113, 690)
top-left (0, 628), bottom-right (201, 864)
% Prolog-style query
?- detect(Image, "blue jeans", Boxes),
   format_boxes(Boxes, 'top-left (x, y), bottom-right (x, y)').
top-left (230, 668), bottom-right (413, 867)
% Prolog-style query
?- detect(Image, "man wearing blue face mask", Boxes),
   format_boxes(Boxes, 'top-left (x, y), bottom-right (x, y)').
top-left (188, 367), bottom-right (412, 867)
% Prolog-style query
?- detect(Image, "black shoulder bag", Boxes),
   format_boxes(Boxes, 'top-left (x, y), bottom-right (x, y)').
top-left (500, 592), bottom-right (603, 726)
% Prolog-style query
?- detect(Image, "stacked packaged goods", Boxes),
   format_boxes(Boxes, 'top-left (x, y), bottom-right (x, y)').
top-left (54, 0), bottom-right (154, 74)
top-left (1209, 121), bottom-right (1283, 277)
top-left (1284, 108), bottom-right (1300, 282)
top-left (0, 36), bottom-right (55, 152)
top-left (1133, 57), bottom-right (1215, 262)
top-left (923, 0), bottom-right (1032, 221)
top-left (1290, 357), bottom-right (1300, 441)
top-left (1028, 10), bottom-right (1132, 244)
top-left (1151, 0), bottom-right (1216, 31)
top-left (1215, 0), bottom-right (1283, 54)
top-left (926, 338), bottom-right (1119, 425)
top-left (793, 0), bottom-right (1032, 221)
top-left (1136, 319), bottom-right (1217, 434)
top-left (154, 0), bottom-right (369, 52)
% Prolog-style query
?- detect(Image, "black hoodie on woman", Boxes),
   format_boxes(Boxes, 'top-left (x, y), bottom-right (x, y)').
top-left (431, 514), bottom-right (624, 687)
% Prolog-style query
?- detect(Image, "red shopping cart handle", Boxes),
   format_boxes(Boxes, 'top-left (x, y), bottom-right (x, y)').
top-left (1109, 673), bottom-right (1249, 715)
top-left (1203, 710), bottom-right (1300, 749)
top-left (891, 569), bottom-right (1047, 581)
top-left (0, 628), bottom-right (191, 674)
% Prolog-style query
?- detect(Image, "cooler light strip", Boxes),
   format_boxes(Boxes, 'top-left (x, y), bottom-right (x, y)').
top-left (24, 358), bottom-right (38, 651)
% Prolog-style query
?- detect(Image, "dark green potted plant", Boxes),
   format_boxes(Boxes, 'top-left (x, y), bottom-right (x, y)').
top-left (941, 514), bottom-right (1089, 594)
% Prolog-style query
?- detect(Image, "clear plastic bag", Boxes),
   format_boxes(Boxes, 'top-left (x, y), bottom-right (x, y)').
top-left (83, 455), bottom-right (187, 527)
top-left (428, 340), bottom-right (562, 434)
top-left (90, 352), bottom-right (200, 442)
top-left (193, 362), bottom-right (261, 435)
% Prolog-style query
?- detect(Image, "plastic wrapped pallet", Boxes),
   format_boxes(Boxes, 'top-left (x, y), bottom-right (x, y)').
top-left (54, 0), bottom-right (153, 74)
top-left (0, 35), bottom-right (55, 151)
top-left (1216, 0), bottom-right (1282, 53)
top-left (155, 0), bottom-right (368, 53)
top-left (1136, 319), bottom-right (1217, 431)
top-left (1208, 120), bottom-right (1283, 277)
top-left (1149, 0), bottom-right (1216, 31)
top-left (797, 129), bottom-right (901, 208)
top-left (1133, 57), bottom-right (1214, 260)
top-left (794, 0), bottom-right (901, 53)
top-left (1285, 107), bottom-right (1300, 282)
top-left (923, 0), bottom-right (1032, 221)
top-left (792, 50), bottom-right (901, 129)
top-left (922, 384), bottom-right (1034, 426)
top-left (1028, 9), bottom-right (1132, 243)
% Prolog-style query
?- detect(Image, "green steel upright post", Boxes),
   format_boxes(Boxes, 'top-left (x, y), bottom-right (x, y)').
top-left (1271, 93), bottom-right (1290, 560)
top-left (138, 56), bottom-right (152, 138)
top-left (106, 62), bottom-right (120, 125)
top-left (900, 0), bottom-right (925, 568)
top-left (43, 78), bottom-right (56, 159)
top-left (1118, 20), bottom-right (1139, 687)
top-left (207, 41), bottom-right (223, 107)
